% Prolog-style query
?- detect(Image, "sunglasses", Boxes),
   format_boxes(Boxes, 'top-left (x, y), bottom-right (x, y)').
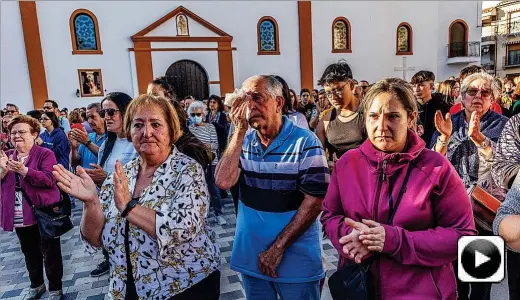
top-left (6, 110), bottom-right (17, 114)
top-left (466, 89), bottom-right (491, 97)
top-left (99, 108), bottom-right (120, 118)
top-left (190, 113), bottom-right (203, 117)
top-left (43, 106), bottom-right (53, 110)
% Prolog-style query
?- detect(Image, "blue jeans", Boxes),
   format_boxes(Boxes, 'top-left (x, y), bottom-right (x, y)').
top-left (205, 164), bottom-right (222, 216)
top-left (241, 274), bottom-right (320, 300)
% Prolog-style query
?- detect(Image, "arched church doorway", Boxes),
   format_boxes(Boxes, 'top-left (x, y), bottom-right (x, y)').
top-left (165, 60), bottom-right (209, 101)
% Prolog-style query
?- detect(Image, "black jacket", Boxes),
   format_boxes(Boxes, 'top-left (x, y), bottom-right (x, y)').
top-left (418, 93), bottom-right (450, 146)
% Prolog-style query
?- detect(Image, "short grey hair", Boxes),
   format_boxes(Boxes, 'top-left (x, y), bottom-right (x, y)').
top-left (187, 100), bottom-right (208, 116)
top-left (242, 75), bottom-right (283, 101)
top-left (86, 102), bottom-right (101, 112)
top-left (461, 72), bottom-right (500, 99)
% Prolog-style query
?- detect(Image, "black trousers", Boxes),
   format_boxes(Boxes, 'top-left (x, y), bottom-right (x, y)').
top-left (125, 270), bottom-right (220, 300)
top-left (507, 250), bottom-right (520, 300)
top-left (15, 225), bottom-right (63, 292)
top-left (454, 228), bottom-right (493, 300)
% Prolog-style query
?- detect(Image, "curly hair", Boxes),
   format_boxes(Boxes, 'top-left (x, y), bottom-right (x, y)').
top-left (8, 115), bottom-right (41, 134)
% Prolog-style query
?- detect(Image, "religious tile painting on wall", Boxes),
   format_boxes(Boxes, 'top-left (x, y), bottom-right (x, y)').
top-left (176, 14), bottom-right (189, 36)
top-left (78, 69), bottom-right (104, 97)
top-left (333, 21), bottom-right (348, 50)
top-left (397, 26), bottom-right (410, 52)
top-left (260, 20), bottom-right (276, 51)
top-left (74, 13), bottom-right (98, 50)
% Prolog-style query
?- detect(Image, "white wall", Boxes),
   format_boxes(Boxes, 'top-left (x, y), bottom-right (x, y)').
top-left (436, 1), bottom-right (482, 80)
top-left (6, 1), bottom-right (483, 112)
top-left (1, 2), bottom-right (34, 113)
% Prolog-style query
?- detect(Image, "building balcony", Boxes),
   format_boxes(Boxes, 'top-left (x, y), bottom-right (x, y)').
top-left (447, 41), bottom-right (481, 65)
top-left (481, 36), bottom-right (496, 43)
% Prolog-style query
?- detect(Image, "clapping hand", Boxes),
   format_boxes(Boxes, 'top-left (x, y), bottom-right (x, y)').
top-left (84, 164), bottom-right (108, 185)
top-left (70, 128), bottom-right (89, 145)
top-left (434, 111), bottom-right (452, 139)
top-left (468, 111), bottom-right (486, 145)
top-left (339, 218), bottom-right (371, 263)
top-left (0, 150), bottom-right (8, 173)
top-left (53, 164), bottom-right (98, 204)
top-left (6, 154), bottom-right (27, 175)
top-left (113, 160), bottom-right (131, 213)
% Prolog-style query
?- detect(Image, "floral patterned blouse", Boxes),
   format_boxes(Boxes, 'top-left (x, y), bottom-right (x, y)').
top-left (83, 147), bottom-right (220, 299)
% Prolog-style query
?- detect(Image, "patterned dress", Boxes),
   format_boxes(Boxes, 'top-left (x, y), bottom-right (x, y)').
top-left (82, 147), bottom-right (220, 299)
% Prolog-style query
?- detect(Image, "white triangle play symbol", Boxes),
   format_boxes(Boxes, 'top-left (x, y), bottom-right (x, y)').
top-left (475, 251), bottom-right (491, 268)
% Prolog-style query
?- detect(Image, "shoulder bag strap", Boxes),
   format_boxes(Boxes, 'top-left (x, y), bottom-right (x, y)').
top-left (16, 173), bottom-right (35, 208)
top-left (387, 161), bottom-right (414, 225)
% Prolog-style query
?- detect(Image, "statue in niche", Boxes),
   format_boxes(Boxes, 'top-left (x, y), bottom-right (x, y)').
top-left (177, 14), bottom-right (189, 36)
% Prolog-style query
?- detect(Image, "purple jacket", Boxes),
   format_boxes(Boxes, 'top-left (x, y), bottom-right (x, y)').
top-left (321, 130), bottom-right (477, 300)
top-left (1, 145), bottom-right (61, 231)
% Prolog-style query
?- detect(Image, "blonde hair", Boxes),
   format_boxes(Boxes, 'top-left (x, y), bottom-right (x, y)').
top-left (124, 94), bottom-right (182, 144)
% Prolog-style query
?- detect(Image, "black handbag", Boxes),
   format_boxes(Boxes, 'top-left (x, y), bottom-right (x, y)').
top-left (328, 164), bottom-right (413, 300)
top-left (16, 174), bottom-right (74, 240)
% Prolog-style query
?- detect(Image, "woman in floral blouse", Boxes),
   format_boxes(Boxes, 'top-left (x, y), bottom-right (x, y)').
top-left (53, 95), bottom-right (221, 300)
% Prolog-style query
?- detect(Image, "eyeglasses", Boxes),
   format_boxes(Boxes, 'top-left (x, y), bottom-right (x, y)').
top-left (466, 89), bottom-right (491, 97)
top-left (99, 108), bottom-right (120, 118)
top-left (39, 117), bottom-right (50, 122)
top-left (10, 130), bottom-right (29, 137)
top-left (190, 113), bottom-right (203, 117)
top-left (325, 84), bottom-right (348, 99)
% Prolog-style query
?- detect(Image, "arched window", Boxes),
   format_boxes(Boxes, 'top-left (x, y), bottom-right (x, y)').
top-left (69, 9), bottom-right (102, 55)
top-left (332, 17), bottom-right (352, 53)
top-left (396, 22), bottom-right (413, 55)
top-left (449, 19), bottom-right (469, 57)
top-left (257, 17), bottom-right (280, 55)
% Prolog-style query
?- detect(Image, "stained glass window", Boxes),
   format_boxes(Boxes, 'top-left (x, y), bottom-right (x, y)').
top-left (333, 21), bottom-right (348, 50)
top-left (74, 14), bottom-right (97, 50)
top-left (259, 20), bottom-right (276, 52)
top-left (397, 26), bottom-right (410, 52)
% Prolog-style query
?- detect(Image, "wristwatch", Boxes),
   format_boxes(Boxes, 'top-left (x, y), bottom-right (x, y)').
top-left (476, 137), bottom-right (490, 150)
top-left (84, 140), bottom-right (92, 147)
top-left (121, 199), bottom-right (138, 218)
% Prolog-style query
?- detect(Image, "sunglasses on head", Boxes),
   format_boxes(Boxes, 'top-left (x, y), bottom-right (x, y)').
top-left (466, 89), bottom-right (491, 97)
top-left (190, 113), bottom-right (203, 117)
top-left (99, 108), bottom-right (120, 118)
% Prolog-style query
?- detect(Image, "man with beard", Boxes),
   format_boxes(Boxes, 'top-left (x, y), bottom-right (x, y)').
top-left (215, 75), bottom-right (329, 300)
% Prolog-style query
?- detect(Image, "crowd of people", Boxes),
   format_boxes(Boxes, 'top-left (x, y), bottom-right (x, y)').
top-left (1, 62), bottom-right (520, 300)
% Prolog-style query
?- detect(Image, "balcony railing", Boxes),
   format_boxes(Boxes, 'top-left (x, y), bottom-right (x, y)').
top-left (448, 41), bottom-right (480, 58)
top-left (482, 36), bottom-right (496, 43)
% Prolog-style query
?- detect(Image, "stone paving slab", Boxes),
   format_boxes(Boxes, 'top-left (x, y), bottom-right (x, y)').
top-left (0, 199), bottom-right (509, 299)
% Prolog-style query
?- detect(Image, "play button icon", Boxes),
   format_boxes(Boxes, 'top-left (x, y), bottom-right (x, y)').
top-left (458, 236), bottom-right (505, 283)
top-left (475, 251), bottom-right (490, 268)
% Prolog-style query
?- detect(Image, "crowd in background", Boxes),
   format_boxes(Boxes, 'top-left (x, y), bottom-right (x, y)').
top-left (1, 62), bottom-right (520, 300)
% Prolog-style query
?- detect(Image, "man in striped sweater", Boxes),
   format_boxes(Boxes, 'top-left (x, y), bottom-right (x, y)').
top-left (215, 75), bottom-right (329, 300)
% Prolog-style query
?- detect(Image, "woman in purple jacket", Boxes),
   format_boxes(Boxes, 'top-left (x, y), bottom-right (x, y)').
top-left (0, 115), bottom-right (64, 300)
top-left (321, 78), bottom-right (477, 300)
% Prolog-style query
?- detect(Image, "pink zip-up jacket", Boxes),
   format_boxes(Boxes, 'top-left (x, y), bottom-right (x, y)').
top-left (1, 145), bottom-right (60, 232)
top-left (321, 130), bottom-right (477, 300)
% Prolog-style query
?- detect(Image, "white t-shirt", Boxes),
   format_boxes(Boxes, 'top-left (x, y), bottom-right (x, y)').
top-left (98, 138), bottom-right (138, 174)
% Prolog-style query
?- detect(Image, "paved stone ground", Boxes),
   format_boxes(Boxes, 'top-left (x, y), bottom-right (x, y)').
top-left (0, 198), bottom-right (509, 300)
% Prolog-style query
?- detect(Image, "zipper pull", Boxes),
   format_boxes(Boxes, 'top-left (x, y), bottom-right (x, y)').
top-left (382, 160), bottom-right (388, 181)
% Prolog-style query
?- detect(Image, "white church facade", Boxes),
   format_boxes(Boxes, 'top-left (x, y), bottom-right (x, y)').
top-left (1, 1), bottom-right (482, 113)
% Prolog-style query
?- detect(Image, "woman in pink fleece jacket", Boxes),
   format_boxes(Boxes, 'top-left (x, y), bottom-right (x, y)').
top-left (321, 78), bottom-right (477, 300)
